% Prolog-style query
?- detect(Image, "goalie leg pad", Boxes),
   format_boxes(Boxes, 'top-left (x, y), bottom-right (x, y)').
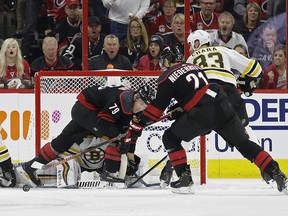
top-left (56, 158), bottom-right (81, 188)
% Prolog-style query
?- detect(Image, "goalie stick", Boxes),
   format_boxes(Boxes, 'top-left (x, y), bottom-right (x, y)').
top-left (127, 155), bottom-right (168, 188)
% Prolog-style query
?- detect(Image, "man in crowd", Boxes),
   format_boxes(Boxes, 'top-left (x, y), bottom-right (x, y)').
top-left (30, 36), bottom-right (74, 78)
top-left (89, 35), bottom-right (132, 70)
top-left (63, 16), bottom-right (106, 69)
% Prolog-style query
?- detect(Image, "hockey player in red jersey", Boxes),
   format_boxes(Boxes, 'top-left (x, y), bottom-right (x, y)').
top-left (123, 46), bottom-right (288, 194)
top-left (21, 85), bottom-right (155, 187)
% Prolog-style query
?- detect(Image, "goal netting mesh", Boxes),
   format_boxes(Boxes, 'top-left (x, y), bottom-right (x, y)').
top-left (35, 71), bottom-right (205, 184)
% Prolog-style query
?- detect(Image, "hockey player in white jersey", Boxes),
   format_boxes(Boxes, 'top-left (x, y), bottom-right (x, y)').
top-left (186, 29), bottom-right (260, 144)
top-left (184, 29), bottom-right (287, 193)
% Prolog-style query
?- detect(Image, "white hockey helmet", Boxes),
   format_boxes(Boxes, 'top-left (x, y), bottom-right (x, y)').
top-left (187, 30), bottom-right (211, 51)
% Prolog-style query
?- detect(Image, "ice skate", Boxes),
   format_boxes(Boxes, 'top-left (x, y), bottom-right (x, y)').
top-left (16, 161), bottom-right (42, 187)
top-left (160, 160), bottom-right (173, 188)
top-left (170, 165), bottom-right (194, 194)
top-left (100, 168), bottom-right (125, 183)
top-left (272, 168), bottom-right (288, 194)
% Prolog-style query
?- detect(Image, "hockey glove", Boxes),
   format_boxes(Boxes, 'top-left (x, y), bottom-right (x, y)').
top-left (116, 138), bottom-right (131, 154)
top-left (125, 118), bottom-right (144, 140)
top-left (237, 76), bottom-right (257, 97)
top-left (167, 103), bottom-right (184, 120)
top-left (126, 155), bottom-right (141, 176)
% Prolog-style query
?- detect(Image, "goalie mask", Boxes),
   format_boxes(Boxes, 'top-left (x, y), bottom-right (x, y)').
top-left (187, 30), bottom-right (211, 52)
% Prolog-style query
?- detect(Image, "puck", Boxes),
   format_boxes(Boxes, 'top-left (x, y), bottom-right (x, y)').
top-left (23, 184), bottom-right (30, 192)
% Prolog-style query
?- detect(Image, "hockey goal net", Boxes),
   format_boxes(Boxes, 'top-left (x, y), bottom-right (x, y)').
top-left (34, 71), bottom-right (206, 184)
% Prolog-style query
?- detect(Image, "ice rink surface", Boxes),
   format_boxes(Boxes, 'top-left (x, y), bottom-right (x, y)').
top-left (0, 179), bottom-right (287, 216)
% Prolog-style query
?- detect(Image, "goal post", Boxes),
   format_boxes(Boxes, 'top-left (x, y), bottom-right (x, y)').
top-left (34, 70), bottom-right (206, 184)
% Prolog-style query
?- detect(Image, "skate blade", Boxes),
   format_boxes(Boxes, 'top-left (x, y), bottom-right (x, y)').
top-left (14, 166), bottom-right (38, 188)
top-left (171, 186), bottom-right (194, 194)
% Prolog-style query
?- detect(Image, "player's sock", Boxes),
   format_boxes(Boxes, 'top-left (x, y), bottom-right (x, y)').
top-left (159, 160), bottom-right (173, 188)
top-left (100, 146), bottom-right (123, 183)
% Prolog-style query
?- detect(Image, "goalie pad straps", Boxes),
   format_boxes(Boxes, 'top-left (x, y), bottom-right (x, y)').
top-left (254, 151), bottom-right (273, 171)
top-left (168, 149), bottom-right (187, 177)
top-left (39, 142), bottom-right (59, 164)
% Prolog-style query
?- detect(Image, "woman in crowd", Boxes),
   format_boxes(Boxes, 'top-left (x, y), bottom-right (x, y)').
top-left (233, 2), bottom-right (262, 43)
top-left (135, 34), bottom-right (165, 71)
top-left (119, 17), bottom-right (149, 69)
top-left (0, 38), bottom-right (32, 89)
top-left (262, 44), bottom-right (286, 89)
top-left (163, 13), bottom-right (185, 55)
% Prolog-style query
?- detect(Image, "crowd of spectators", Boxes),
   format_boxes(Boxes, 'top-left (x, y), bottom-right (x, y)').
top-left (0, 0), bottom-right (286, 89)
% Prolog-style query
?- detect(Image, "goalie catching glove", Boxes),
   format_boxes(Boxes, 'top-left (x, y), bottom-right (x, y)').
top-left (237, 76), bottom-right (257, 97)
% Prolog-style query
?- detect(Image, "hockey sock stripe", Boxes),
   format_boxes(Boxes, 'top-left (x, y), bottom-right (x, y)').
top-left (105, 146), bottom-right (121, 161)
top-left (40, 142), bottom-right (59, 163)
top-left (168, 149), bottom-right (187, 167)
top-left (254, 151), bottom-right (273, 171)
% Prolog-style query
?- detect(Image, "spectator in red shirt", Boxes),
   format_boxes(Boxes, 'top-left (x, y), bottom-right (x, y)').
top-left (190, 0), bottom-right (219, 31)
top-left (0, 38), bottom-right (32, 89)
top-left (135, 34), bottom-right (164, 71)
top-left (147, 0), bottom-right (177, 36)
top-left (262, 44), bottom-right (286, 89)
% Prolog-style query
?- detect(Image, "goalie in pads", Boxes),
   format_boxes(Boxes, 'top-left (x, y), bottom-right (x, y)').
top-left (20, 85), bottom-right (155, 187)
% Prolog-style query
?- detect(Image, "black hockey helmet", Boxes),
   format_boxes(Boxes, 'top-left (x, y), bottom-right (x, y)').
top-left (135, 85), bottom-right (156, 105)
top-left (160, 46), bottom-right (184, 64)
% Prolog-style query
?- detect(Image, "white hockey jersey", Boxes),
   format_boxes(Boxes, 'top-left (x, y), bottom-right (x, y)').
top-left (186, 46), bottom-right (262, 86)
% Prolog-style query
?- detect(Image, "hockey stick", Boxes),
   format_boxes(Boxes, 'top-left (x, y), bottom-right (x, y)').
top-left (43, 133), bottom-right (126, 170)
top-left (42, 109), bottom-right (178, 171)
top-left (135, 174), bottom-right (161, 187)
top-left (127, 155), bottom-right (168, 188)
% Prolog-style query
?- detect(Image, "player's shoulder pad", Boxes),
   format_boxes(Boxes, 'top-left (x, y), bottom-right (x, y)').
top-left (119, 90), bottom-right (134, 114)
